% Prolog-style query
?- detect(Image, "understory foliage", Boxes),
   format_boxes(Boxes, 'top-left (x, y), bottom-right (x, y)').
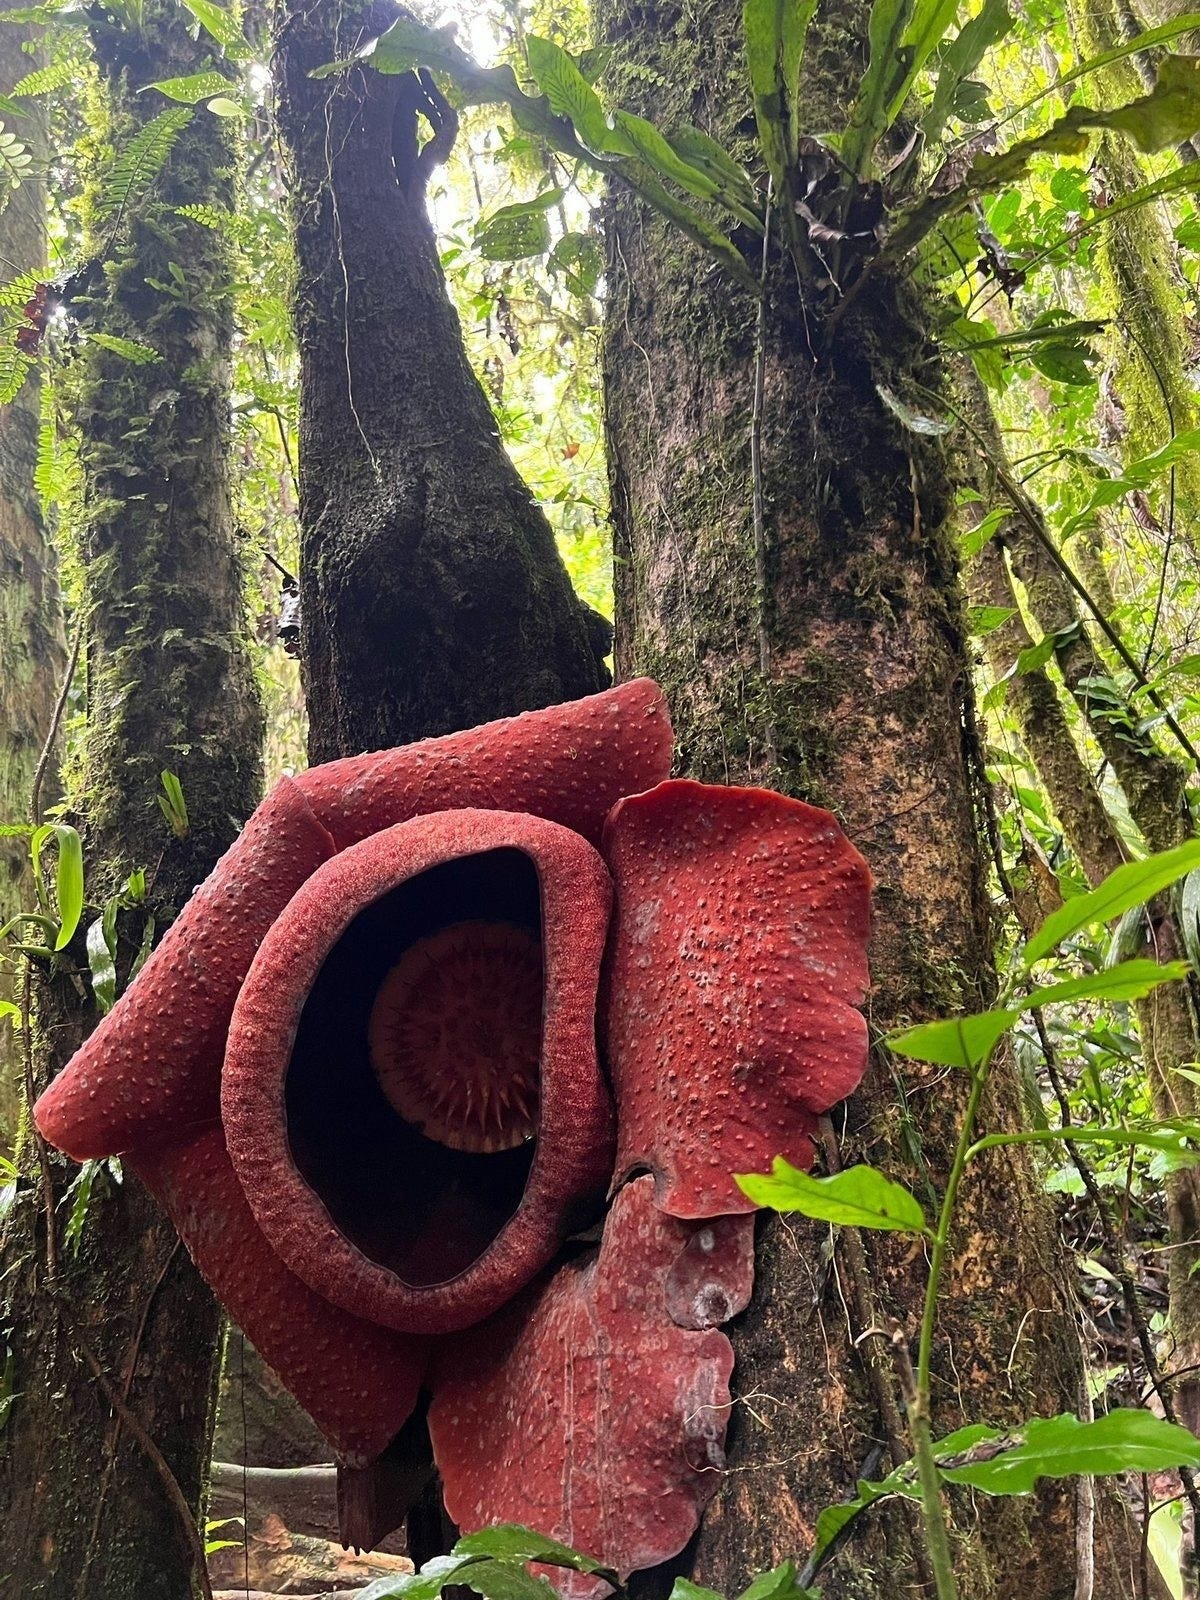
top-left (9, 0), bottom-right (1200, 1593)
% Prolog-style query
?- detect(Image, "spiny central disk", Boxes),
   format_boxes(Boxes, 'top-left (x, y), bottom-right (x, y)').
top-left (368, 921), bottom-right (543, 1154)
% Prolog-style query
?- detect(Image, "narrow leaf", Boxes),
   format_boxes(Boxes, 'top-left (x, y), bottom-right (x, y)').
top-left (939, 1410), bottom-right (1200, 1495)
top-left (1019, 960), bottom-right (1191, 1011)
top-left (1024, 840), bottom-right (1200, 966)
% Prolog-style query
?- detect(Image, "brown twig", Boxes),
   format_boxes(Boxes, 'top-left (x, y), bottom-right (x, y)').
top-left (31, 610), bottom-right (83, 829)
top-left (72, 1325), bottom-right (215, 1600)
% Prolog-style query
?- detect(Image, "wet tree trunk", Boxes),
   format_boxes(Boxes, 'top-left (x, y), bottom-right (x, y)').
top-left (272, 0), bottom-right (610, 764)
top-left (0, 6), bottom-right (65, 1144)
top-left (0, 3), bottom-right (262, 1595)
top-left (596, 1), bottom-right (1141, 1594)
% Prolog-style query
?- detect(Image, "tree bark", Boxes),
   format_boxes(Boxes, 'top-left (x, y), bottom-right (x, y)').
top-left (595, 1), bottom-right (1135, 1594)
top-left (272, 0), bottom-right (610, 764)
top-left (0, 4), bottom-right (262, 1595)
top-left (0, 4), bottom-right (65, 1144)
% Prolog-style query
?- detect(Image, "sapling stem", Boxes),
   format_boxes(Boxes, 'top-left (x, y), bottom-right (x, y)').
top-left (909, 1054), bottom-right (993, 1600)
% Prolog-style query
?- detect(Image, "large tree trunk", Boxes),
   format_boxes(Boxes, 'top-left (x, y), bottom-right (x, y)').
top-left (273, 0), bottom-right (610, 763)
top-left (0, 3), bottom-right (262, 1594)
top-left (0, 5), bottom-right (65, 1144)
top-left (595, 1), bottom-right (1132, 1594)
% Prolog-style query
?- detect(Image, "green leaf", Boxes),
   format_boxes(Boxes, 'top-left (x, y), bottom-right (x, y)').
top-left (205, 95), bottom-right (244, 117)
top-left (1020, 960), bottom-right (1191, 1011)
top-left (460, 1566), bottom-right (558, 1600)
top-left (1024, 839), bottom-right (1200, 966)
top-left (475, 204), bottom-right (553, 261)
top-left (622, 164), bottom-right (760, 292)
top-left (611, 110), bottom-right (759, 228)
top-left (1101, 54), bottom-right (1200, 153)
top-left (9, 59), bottom-right (74, 98)
top-left (144, 71), bottom-right (231, 104)
top-left (452, 1527), bottom-right (616, 1579)
top-left (736, 1561), bottom-right (812, 1600)
top-left (671, 1582), bottom-right (724, 1600)
top-left (736, 1158), bottom-right (930, 1233)
top-left (969, 605), bottom-right (1017, 638)
top-left (525, 35), bottom-right (617, 155)
top-left (938, 1410), bottom-right (1200, 1495)
top-left (88, 333), bottom-right (161, 364)
top-left (961, 505), bottom-right (1008, 561)
top-left (1180, 869), bottom-right (1200, 973)
top-left (158, 769), bottom-right (190, 838)
top-left (1060, 427), bottom-right (1200, 540)
top-left (96, 107), bottom-right (192, 226)
top-left (31, 823), bottom-right (83, 950)
top-left (673, 125), bottom-right (760, 212)
top-left (1015, 633), bottom-right (1058, 676)
top-left (924, 0), bottom-right (1012, 142)
top-left (886, 0), bottom-right (962, 124)
top-left (841, 0), bottom-right (916, 177)
top-left (359, 1556), bottom-right (483, 1600)
top-left (743, 0), bottom-right (812, 195)
top-left (86, 913), bottom-right (118, 1014)
top-left (178, 0), bottom-right (251, 60)
top-left (888, 1009), bottom-right (1019, 1069)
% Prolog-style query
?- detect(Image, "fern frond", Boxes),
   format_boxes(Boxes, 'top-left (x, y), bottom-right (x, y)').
top-left (97, 106), bottom-right (192, 227)
top-left (10, 59), bottom-right (74, 98)
top-left (0, 341), bottom-right (34, 404)
top-left (0, 270), bottom-right (43, 308)
top-left (88, 331), bottom-right (161, 364)
top-left (174, 201), bottom-right (254, 245)
top-left (0, 122), bottom-right (33, 192)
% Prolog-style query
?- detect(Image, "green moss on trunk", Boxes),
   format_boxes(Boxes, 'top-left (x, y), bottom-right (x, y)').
top-left (0, 4), bottom-right (262, 1595)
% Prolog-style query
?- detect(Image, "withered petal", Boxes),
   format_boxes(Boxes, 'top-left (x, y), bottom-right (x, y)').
top-left (34, 680), bottom-right (671, 1162)
top-left (601, 779), bottom-right (871, 1218)
top-left (223, 808), bottom-right (615, 1335)
top-left (135, 1128), bottom-right (428, 1467)
top-left (427, 1176), bottom-right (754, 1596)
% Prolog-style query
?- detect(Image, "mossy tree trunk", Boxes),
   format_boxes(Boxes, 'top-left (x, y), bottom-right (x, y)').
top-left (0, 5), bottom-right (65, 1146)
top-left (596, 1), bottom-right (1140, 1594)
top-left (272, 0), bottom-right (610, 764)
top-left (0, 4), bottom-right (262, 1596)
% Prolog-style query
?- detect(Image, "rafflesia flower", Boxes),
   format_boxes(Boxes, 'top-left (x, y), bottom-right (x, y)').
top-left (35, 680), bottom-right (871, 1588)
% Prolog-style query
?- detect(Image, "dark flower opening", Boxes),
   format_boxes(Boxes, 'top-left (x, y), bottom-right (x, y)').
top-left (285, 848), bottom-right (543, 1288)
top-left (369, 920), bottom-right (542, 1154)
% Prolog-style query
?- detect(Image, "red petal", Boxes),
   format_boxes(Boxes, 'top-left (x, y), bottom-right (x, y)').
top-left (34, 681), bottom-right (671, 1163)
top-left (428, 1177), bottom-right (753, 1594)
top-left (602, 780), bottom-right (871, 1218)
top-left (295, 678), bottom-right (672, 850)
top-left (34, 778), bottom-right (337, 1160)
top-left (223, 808), bottom-right (615, 1334)
top-left (135, 1128), bottom-right (427, 1466)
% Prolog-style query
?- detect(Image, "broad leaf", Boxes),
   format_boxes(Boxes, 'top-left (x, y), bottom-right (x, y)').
top-left (453, 1527), bottom-right (616, 1579)
top-left (671, 1583), bottom-right (725, 1600)
top-left (525, 35), bottom-right (618, 155)
top-left (179, 0), bottom-right (250, 60)
top-left (461, 1566), bottom-right (558, 1600)
top-left (888, 1009), bottom-right (1019, 1070)
top-left (144, 71), bottom-right (231, 104)
top-left (1023, 839), bottom-right (1200, 966)
top-left (737, 1158), bottom-right (929, 1233)
top-left (359, 1556), bottom-right (483, 1600)
top-left (938, 1410), bottom-right (1200, 1495)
